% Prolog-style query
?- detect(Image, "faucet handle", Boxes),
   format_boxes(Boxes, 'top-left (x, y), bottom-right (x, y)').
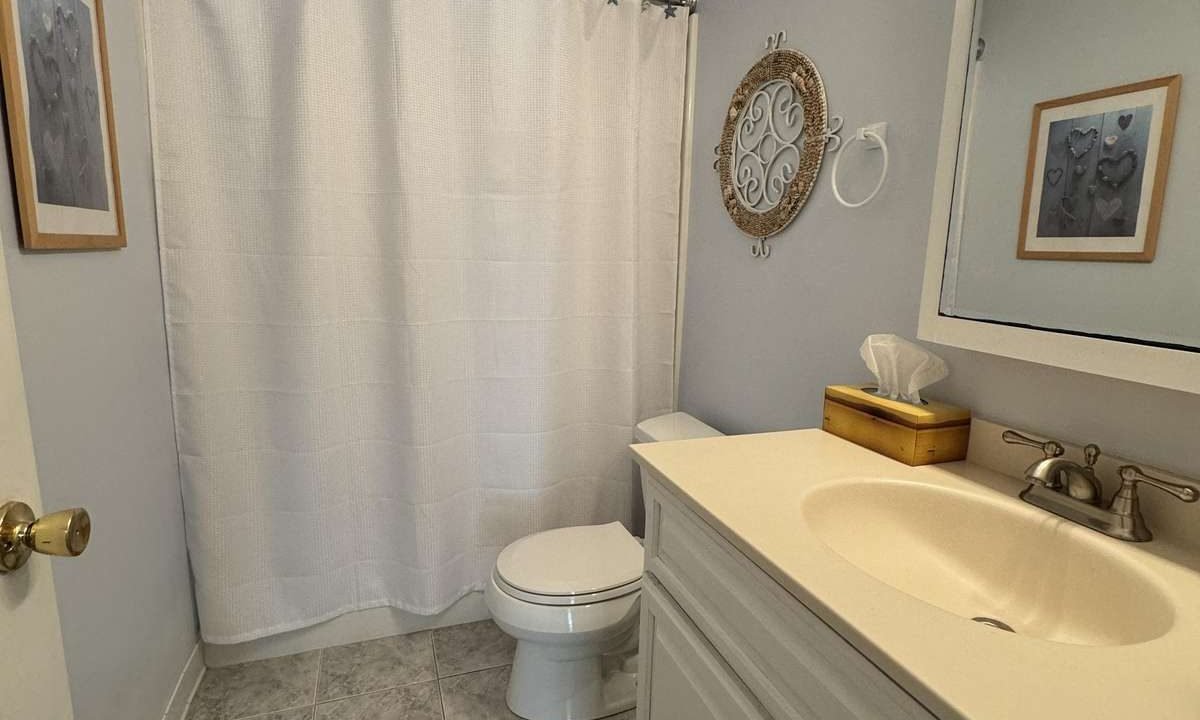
top-left (1002, 430), bottom-right (1065, 459)
top-left (1083, 444), bottom-right (1102, 469)
top-left (1117, 465), bottom-right (1199, 503)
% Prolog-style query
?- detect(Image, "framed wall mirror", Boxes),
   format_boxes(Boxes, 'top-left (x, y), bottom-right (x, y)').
top-left (920, 0), bottom-right (1200, 394)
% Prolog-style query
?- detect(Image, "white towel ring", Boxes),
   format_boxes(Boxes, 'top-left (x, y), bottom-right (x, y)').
top-left (830, 127), bottom-right (890, 208)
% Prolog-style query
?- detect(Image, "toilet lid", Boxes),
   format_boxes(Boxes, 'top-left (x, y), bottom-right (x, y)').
top-left (495, 522), bottom-right (644, 597)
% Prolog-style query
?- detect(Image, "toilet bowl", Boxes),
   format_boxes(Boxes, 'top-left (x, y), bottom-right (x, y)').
top-left (485, 412), bottom-right (723, 720)
top-left (486, 522), bottom-right (643, 720)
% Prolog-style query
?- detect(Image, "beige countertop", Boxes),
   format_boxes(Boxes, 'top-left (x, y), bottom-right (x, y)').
top-left (631, 429), bottom-right (1200, 720)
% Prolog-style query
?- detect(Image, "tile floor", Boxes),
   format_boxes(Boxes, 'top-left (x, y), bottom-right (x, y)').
top-left (185, 619), bottom-right (636, 720)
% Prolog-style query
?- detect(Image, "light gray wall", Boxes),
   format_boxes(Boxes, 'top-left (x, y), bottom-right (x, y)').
top-left (0, 2), bottom-right (198, 719)
top-left (679, 0), bottom-right (1200, 479)
top-left (679, 0), bottom-right (956, 434)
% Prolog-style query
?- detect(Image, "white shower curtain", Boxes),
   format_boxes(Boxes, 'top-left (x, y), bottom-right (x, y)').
top-left (146, 1), bottom-right (688, 643)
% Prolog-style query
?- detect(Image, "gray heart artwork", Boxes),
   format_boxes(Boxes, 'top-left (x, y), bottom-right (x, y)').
top-left (1096, 196), bottom-right (1123, 221)
top-left (1098, 150), bottom-right (1138, 189)
top-left (1059, 195), bottom-right (1078, 222)
top-left (1046, 167), bottom-right (1063, 186)
top-left (17, 0), bottom-right (108, 211)
top-left (1118, 113), bottom-right (1133, 130)
top-left (1067, 127), bottom-right (1098, 158)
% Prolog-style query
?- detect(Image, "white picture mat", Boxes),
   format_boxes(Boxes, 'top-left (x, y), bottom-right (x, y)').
top-left (1024, 85), bottom-right (1167, 254)
top-left (10, 0), bottom-right (118, 236)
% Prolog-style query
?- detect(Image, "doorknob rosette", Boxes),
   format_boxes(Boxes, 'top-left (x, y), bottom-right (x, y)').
top-left (0, 501), bottom-right (91, 573)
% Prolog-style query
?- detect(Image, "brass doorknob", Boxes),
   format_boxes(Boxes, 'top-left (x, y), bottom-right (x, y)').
top-left (0, 501), bottom-right (91, 574)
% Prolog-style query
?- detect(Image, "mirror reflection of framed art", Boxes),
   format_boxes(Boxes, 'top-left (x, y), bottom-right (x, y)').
top-left (1018, 76), bottom-right (1181, 262)
top-left (0, 0), bottom-right (124, 250)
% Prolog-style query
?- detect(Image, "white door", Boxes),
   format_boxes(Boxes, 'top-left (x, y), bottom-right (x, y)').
top-left (0, 241), bottom-right (74, 718)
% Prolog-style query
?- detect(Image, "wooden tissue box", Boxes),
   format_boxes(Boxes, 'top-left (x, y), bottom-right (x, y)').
top-left (822, 385), bottom-right (970, 466)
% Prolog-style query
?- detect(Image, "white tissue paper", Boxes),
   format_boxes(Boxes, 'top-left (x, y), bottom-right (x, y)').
top-left (859, 334), bottom-right (948, 404)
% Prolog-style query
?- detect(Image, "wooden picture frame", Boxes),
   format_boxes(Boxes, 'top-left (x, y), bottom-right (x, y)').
top-left (1017, 75), bottom-right (1180, 262)
top-left (0, 0), bottom-right (124, 249)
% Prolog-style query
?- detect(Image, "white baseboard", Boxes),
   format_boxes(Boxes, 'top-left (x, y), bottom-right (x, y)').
top-left (203, 592), bottom-right (491, 667)
top-left (162, 643), bottom-right (205, 720)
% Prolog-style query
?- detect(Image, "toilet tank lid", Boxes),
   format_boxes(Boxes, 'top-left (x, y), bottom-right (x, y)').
top-left (496, 522), bottom-right (644, 596)
top-left (634, 412), bottom-right (723, 443)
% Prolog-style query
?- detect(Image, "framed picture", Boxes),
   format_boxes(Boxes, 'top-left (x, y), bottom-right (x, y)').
top-left (0, 0), bottom-right (123, 249)
top-left (1018, 75), bottom-right (1180, 262)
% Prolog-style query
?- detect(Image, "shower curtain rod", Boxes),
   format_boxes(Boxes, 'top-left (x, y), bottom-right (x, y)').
top-left (642, 0), bottom-right (698, 16)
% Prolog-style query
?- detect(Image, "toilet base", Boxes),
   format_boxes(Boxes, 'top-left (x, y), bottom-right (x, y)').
top-left (506, 626), bottom-right (639, 720)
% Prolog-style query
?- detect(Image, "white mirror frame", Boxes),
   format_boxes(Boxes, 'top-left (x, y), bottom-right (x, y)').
top-left (918, 0), bottom-right (1200, 395)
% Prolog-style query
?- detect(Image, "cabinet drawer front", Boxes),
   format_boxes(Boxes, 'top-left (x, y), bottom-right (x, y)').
top-left (645, 480), bottom-right (936, 720)
top-left (639, 576), bottom-right (772, 720)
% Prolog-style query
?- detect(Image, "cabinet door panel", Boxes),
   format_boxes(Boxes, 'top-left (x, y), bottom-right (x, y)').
top-left (638, 576), bottom-right (771, 720)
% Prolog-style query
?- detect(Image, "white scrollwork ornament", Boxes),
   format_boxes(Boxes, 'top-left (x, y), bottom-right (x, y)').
top-left (822, 115), bottom-right (845, 153)
top-left (733, 79), bottom-right (805, 213)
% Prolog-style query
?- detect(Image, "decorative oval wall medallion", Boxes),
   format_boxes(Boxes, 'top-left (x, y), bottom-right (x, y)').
top-left (716, 32), bottom-right (840, 258)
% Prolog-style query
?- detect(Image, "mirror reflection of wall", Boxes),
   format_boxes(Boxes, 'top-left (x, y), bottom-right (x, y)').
top-left (940, 0), bottom-right (1198, 350)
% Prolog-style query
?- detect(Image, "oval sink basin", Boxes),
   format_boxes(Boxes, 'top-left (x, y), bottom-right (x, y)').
top-left (801, 479), bottom-right (1174, 646)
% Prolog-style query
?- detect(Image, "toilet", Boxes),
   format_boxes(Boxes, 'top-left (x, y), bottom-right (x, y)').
top-left (485, 412), bottom-right (723, 720)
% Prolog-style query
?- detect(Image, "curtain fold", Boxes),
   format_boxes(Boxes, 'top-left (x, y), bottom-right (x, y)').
top-left (146, 0), bottom-right (688, 643)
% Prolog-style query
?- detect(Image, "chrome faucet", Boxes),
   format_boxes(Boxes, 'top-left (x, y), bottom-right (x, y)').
top-left (1004, 431), bottom-right (1103, 504)
top-left (1003, 430), bottom-right (1199, 542)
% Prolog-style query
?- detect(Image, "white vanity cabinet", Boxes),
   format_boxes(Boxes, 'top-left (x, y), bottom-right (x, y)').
top-left (637, 474), bottom-right (938, 720)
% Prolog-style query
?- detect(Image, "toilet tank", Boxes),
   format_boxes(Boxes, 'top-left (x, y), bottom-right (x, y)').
top-left (632, 413), bottom-right (722, 537)
top-left (634, 412), bottom-right (723, 443)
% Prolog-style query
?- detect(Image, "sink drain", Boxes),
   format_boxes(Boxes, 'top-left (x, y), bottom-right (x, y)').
top-left (971, 616), bottom-right (1015, 633)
